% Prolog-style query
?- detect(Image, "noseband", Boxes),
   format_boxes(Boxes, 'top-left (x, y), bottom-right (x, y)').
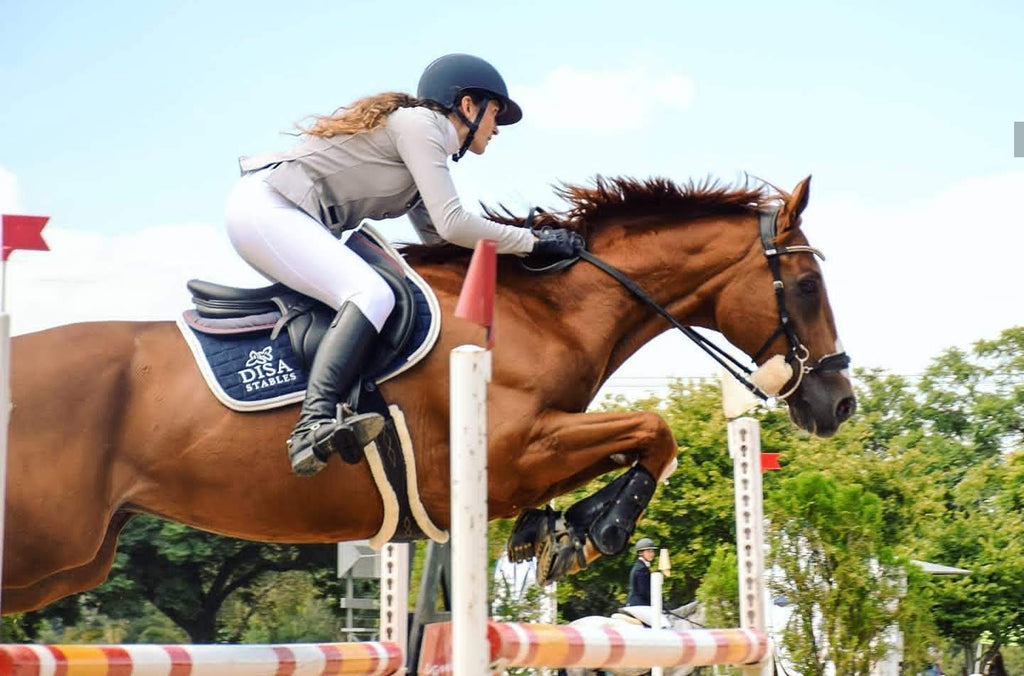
top-left (574, 208), bottom-right (850, 401)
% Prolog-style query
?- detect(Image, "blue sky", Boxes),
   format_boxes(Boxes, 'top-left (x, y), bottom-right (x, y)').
top-left (2, 1), bottom-right (1023, 393)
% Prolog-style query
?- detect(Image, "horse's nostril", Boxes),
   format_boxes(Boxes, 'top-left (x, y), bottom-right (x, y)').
top-left (835, 396), bottom-right (856, 423)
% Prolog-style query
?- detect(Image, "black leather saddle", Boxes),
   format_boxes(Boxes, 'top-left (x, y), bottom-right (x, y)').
top-left (186, 232), bottom-right (415, 379)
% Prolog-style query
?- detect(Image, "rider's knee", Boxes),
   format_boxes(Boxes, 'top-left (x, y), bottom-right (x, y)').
top-left (367, 275), bottom-right (396, 315)
top-left (351, 277), bottom-right (396, 332)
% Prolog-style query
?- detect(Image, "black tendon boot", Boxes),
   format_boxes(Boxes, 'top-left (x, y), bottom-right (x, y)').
top-left (287, 303), bottom-right (386, 476)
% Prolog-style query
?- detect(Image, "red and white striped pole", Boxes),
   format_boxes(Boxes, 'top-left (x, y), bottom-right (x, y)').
top-left (0, 641), bottom-right (404, 675)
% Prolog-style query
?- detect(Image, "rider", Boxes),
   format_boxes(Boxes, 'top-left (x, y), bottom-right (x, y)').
top-left (225, 54), bottom-right (581, 477)
top-left (625, 537), bottom-right (659, 606)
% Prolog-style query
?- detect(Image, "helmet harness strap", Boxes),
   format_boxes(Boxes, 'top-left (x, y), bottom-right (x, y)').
top-left (452, 96), bottom-right (491, 162)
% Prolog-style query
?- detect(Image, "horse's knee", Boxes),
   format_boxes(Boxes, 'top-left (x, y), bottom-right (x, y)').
top-left (636, 412), bottom-right (676, 461)
top-left (628, 412), bottom-right (676, 483)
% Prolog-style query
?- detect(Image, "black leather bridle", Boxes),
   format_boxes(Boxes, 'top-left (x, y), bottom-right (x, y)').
top-left (523, 208), bottom-right (851, 400)
top-left (744, 210), bottom-right (851, 398)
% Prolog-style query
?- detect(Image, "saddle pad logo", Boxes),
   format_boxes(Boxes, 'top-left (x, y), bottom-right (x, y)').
top-left (238, 345), bottom-right (298, 392)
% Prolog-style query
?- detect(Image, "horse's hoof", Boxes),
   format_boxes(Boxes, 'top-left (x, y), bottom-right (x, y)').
top-left (507, 507), bottom-right (553, 563)
top-left (535, 514), bottom-right (586, 586)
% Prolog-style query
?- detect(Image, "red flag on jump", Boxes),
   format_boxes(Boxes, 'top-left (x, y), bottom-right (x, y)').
top-left (454, 239), bottom-right (497, 348)
top-left (761, 453), bottom-right (781, 471)
top-left (2, 214), bottom-right (50, 261)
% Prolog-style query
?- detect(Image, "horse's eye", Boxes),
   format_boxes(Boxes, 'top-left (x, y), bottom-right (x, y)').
top-left (798, 278), bottom-right (819, 295)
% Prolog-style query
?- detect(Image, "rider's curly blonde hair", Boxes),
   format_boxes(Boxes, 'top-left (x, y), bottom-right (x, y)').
top-left (298, 92), bottom-right (450, 138)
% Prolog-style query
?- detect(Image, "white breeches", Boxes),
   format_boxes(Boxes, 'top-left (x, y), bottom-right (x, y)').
top-left (224, 171), bottom-right (396, 332)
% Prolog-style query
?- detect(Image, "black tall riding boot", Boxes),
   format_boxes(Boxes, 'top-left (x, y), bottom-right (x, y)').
top-left (287, 302), bottom-right (385, 476)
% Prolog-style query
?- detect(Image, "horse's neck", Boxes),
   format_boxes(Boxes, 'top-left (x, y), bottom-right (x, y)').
top-left (564, 214), bottom-right (755, 387)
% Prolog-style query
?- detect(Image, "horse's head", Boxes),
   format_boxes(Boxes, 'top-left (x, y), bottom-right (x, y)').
top-left (715, 177), bottom-right (855, 436)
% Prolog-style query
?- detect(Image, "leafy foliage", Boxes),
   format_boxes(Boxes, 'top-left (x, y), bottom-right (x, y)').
top-left (16, 516), bottom-right (340, 643)
top-left (695, 544), bottom-right (738, 628)
top-left (768, 471), bottom-right (902, 675)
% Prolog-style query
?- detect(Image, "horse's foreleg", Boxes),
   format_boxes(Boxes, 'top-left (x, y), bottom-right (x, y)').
top-left (517, 410), bottom-right (677, 501)
top-left (510, 411), bottom-right (677, 584)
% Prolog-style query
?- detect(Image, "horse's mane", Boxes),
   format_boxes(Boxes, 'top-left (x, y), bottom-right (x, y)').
top-left (400, 175), bottom-right (783, 264)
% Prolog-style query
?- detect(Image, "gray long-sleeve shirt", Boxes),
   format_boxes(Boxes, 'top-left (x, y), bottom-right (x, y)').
top-left (238, 107), bottom-right (537, 254)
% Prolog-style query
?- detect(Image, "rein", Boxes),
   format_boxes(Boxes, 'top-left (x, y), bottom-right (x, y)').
top-left (524, 208), bottom-right (850, 400)
top-left (577, 248), bottom-right (766, 396)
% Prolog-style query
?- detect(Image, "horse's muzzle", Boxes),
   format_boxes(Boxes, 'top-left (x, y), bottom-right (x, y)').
top-left (786, 371), bottom-right (856, 437)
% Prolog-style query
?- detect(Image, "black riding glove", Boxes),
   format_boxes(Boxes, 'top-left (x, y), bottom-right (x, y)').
top-left (530, 227), bottom-right (585, 260)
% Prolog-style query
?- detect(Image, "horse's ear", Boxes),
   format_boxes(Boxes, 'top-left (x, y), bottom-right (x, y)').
top-left (781, 175), bottom-right (811, 231)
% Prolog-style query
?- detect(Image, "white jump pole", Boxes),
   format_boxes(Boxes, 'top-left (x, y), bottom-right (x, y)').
top-left (0, 311), bottom-right (9, 617)
top-left (650, 547), bottom-right (672, 676)
top-left (449, 345), bottom-right (491, 675)
top-left (650, 568), bottom-right (664, 676)
top-left (379, 542), bottom-right (408, 672)
top-left (728, 416), bottom-right (772, 676)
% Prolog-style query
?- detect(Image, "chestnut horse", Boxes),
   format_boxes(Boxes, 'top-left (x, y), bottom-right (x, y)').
top-left (3, 175), bottom-right (854, 613)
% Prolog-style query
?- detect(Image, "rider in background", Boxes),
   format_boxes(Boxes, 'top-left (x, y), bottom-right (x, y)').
top-left (626, 537), bottom-right (659, 606)
top-left (225, 54), bottom-right (580, 477)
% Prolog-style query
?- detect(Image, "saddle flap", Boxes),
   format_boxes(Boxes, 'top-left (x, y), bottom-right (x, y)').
top-left (368, 263), bottom-right (415, 377)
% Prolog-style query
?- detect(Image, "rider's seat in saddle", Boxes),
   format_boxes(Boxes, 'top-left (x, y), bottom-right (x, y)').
top-left (178, 226), bottom-right (443, 544)
top-left (187, 231), bottom-right (416, 378)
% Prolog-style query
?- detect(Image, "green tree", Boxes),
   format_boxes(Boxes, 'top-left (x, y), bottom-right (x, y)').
top-left (909, 328), bottom-right (1024, 673)
top-left (695, 544), bottom-right (738, 628)
top-left (551, 329), bottom-right (1024, 672)
top-left (768, 471), bottom-right (905, 676)
top-left (223, 571), bottom-right (344, 643)
top-left (923, 456), bottom-right (1024, 674)
top-left (916, 327), bottom-right (1024, 490)
top-left (19, 515), bottom-right (340, 643)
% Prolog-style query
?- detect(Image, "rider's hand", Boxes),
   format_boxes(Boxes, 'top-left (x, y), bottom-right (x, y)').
top-left (530, 227), bottom-right (584, 260)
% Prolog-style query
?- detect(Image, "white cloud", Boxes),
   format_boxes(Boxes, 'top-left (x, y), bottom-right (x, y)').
top-left (515, 66), bottom-right (694, 133)
top-left (4, 222), bottom-right (268, 335)
top-left (806, 171), bottom-right (1024, 376)
top-left (0, 165), bottom-right (23, 213)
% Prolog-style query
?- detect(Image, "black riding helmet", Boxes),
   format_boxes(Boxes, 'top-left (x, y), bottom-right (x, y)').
top-left (417, 53), bottom-right (522, 160)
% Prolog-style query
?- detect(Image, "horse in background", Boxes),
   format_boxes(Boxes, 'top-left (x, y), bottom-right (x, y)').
top-left (564, 602), bottom-right (705, 676)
